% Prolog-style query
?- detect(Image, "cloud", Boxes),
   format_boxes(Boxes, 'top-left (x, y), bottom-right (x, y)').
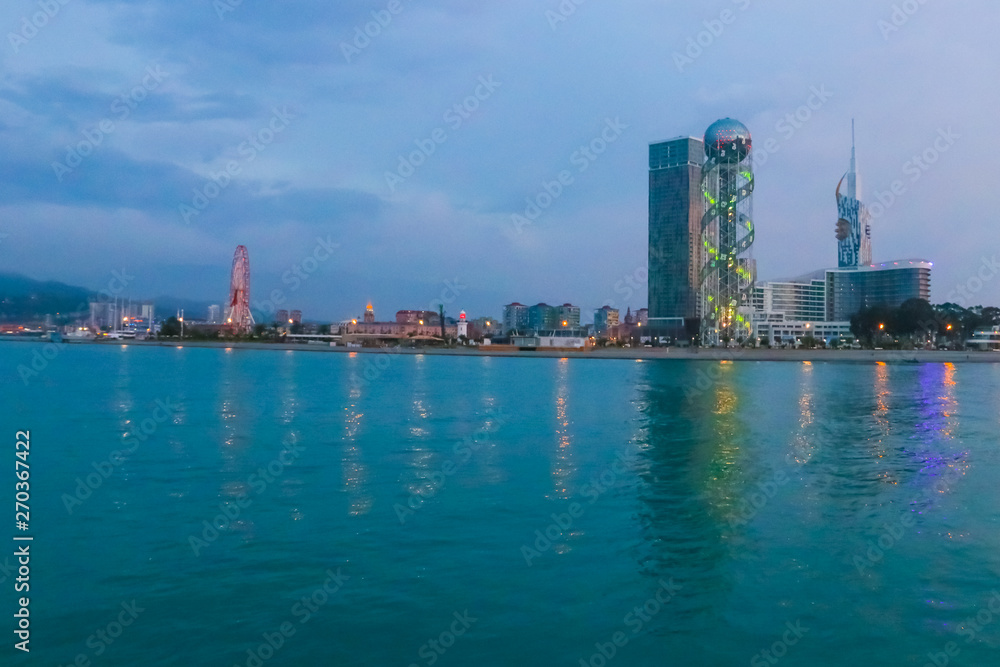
top-left (0, 0), bottom-right (997, 320)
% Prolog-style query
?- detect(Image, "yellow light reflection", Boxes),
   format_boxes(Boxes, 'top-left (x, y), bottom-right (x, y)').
top-left (550, 358), bottom-right (575, 502)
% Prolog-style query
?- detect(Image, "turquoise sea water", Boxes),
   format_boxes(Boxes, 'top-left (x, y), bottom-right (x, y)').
top-left (3, 343), bottom-right (1000, 666)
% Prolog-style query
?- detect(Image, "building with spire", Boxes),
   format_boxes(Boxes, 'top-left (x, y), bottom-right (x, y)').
top-left (750, 123), bottom-right (931, 345)
top-left (836, 120), bottom-right (872, 268)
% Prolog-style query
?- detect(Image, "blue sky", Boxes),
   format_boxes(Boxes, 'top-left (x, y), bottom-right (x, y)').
top-left (1, 0), bottom-right (997, 321)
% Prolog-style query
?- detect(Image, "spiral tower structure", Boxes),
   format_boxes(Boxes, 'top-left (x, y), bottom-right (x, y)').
top-left (700, 118), bottom-right (755, 346)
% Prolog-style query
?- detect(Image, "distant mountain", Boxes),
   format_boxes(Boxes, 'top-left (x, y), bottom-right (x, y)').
top-left (149, 295), bottom-right (216, 321)
top-left (0, 273), bottom-right (214, 323)
top-left (0, 273), bottom-right (93, 322)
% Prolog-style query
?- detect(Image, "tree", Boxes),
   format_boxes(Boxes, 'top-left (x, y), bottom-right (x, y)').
top-left (981, 307), bottom-right (1000, 327)
top-left (896, 298), bottom-right (935, 336)
top-left (850, 305), bottom-right (895, 347)
top-left (318, 324), bottom-right (331, 335)
top-left (159, 316), bottom-right (181, 337)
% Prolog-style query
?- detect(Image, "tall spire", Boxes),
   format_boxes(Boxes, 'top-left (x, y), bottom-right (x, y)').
top-left (848, 119), bottom-right (857, 199)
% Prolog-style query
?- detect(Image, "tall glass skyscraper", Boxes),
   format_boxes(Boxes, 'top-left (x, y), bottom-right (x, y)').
top-left (647, 137), bottom-right (704, 336)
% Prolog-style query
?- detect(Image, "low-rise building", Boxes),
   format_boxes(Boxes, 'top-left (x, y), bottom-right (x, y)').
top-left (967, 326), bottom-right (1000, 350)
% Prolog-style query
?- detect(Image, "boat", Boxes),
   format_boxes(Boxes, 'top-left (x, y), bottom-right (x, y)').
top-left (65, 328), bottom-right (96, 343)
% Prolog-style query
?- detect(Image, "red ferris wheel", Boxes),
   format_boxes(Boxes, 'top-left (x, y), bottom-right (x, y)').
top-left (226, 245), bottom-right (254, 334)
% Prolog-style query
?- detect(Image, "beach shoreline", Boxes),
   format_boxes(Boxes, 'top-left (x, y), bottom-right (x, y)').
top-left (4, 337), bottom-right (997, 363)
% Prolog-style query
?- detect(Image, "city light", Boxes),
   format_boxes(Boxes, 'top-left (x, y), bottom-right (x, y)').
top-left (879, 323), bottom-right (884, 330)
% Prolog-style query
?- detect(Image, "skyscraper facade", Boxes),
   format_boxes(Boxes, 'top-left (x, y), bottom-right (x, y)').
top-left (836, 122), bottom-right (872, 268)
top-left (826, 260), bottom-right (932, 321)
top-left (647, 137), bottom-right (704, 335)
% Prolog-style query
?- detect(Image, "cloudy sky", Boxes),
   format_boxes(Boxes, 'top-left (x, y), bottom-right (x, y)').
top-left (1, 0), bottom-right (997, 321)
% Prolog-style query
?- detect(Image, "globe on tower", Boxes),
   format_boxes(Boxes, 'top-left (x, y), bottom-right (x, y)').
top-left (704, 118), bottom-right (752, 162)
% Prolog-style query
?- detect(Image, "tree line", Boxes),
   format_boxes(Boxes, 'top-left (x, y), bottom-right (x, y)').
top-left (850, 299), bottom-right (999, 348)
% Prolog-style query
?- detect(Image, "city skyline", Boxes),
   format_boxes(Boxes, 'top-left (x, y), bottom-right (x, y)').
top-left (1, 1), bottom-right (996, 320)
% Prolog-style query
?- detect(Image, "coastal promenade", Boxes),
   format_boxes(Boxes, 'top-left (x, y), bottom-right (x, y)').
top-left (6, 338), bottom-right (998, 363)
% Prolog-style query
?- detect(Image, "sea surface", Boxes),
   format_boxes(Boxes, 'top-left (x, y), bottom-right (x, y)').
top-left (3, 342), bottom-right (1000, 666)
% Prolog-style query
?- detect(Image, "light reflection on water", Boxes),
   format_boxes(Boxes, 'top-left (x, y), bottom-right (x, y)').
top-left (13, 344), bottom-right (1000, 666)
